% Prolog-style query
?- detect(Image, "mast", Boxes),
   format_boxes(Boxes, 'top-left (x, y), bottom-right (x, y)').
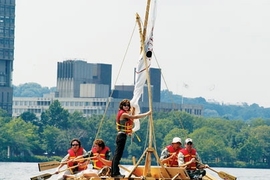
top-left (142, 0), bottom-right (154, 177)
top-left (142, 0), bottom-right (151, 43)
top-left (128, 1), bottom-right (169, 178)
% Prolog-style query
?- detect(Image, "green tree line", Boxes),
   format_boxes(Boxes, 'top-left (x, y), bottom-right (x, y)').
top-left (0, 100), bottom-right (270, 168)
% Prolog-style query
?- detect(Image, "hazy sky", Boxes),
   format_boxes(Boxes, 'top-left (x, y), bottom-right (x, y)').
top-left (14, 0), bottom-right (270, 107)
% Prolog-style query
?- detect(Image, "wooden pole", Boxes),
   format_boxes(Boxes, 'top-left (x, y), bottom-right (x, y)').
top-left (141, 0), bottom-right (154, 177)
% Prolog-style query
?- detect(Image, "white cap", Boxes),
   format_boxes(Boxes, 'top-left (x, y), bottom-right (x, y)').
top-left (172, 137), bottom-right (182, 144)
top-left (185, 138), bottom-right (193, 144)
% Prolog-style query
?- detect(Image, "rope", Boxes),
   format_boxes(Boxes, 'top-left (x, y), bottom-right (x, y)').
top-left (93, 21), bottom-right (138, 144)
top-left (153, 51), bottom-right (186, 132)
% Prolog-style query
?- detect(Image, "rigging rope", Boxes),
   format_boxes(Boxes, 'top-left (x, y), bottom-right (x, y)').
top-left (153, 51), bottom-right (186, 131)
top-left (93, 21), bottom-right (138, 145)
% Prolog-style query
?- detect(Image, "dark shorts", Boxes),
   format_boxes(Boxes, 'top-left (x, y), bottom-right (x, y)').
top-left (187, 169), bottom-right (206, 179)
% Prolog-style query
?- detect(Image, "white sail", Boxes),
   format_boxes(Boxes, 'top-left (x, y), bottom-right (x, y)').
top-left (131, 0), bottom-right (157, 132)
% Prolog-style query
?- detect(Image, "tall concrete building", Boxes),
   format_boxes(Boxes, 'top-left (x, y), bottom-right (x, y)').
top-left (0, 0), bottom-right (15, 116)
top-left (112, 67), bottom-right (161, 102)
top-left (56, 60), bottom-right (112, 98)
top-left (149, 68), bottom-right (161, 102)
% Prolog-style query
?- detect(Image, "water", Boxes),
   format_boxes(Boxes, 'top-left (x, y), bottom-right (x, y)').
top-left (1, 162), bottom-right (270, 180)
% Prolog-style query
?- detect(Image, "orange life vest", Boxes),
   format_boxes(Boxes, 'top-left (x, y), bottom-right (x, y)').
top-left (166, 145), bottom-right (181, 167)
top-left (67, 147), bottom-right (88, 172)
top-left (180, 148), bottom-right (197, 170)
top-left (91, 146), bottom-right (110, 169)
top-left (116, 109), bottom-right (133, 134)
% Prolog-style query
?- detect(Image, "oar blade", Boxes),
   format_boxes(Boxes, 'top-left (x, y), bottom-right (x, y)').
top-left (38, 161), bottom-right (60, 171)
top-left (30, 173), bottom-right (52, 180)
top-left (218, 171), bottom-right (237, 180)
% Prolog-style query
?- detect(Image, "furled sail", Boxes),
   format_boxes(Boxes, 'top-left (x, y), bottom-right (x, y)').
top-left (130, 0), bottom-right (157, 132)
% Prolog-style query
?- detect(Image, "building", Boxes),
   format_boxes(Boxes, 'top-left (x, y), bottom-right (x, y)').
top-left (12, 95), bottom-right (203, 118)
top-left (0, 0), bottom-right (15, 116)
top-left (12, 96), bottom-right (113, 118)
top-left (56, 60), bottom-right (112, 98)
top-left (12, 60), bottom-right (203, 118)
top-left (112, 67), bottom-right (160, 102)
top-left (148, 68), bottom-right (161, 102)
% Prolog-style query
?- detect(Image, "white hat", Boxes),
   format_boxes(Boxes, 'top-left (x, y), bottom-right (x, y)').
top-left (185, 138), bottom-right (193, 144)
top-left (172, 137), bottom-right (182, 144)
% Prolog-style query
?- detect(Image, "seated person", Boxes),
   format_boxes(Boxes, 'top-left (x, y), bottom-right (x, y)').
top-left (160, 137), bottom-right (182, 167)
top-left (64, 139), bottom-right (112, 179)
top-left (55, 138), bottom-right (89, 180)
top-left (178, 138), bottom-right (209, 180)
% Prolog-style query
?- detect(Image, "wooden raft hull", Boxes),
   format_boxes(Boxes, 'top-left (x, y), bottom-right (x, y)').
top-left (66, 166), bottom-right (217, 180)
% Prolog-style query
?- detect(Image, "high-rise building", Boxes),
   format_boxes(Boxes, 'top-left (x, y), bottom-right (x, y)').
top-left (56, 60), bottom-right (112, 98)
top-left (112, 67), bottom-right (161, 102)
top-left (149, 68), bottom-right (161, 102)
top-left (0, 0), bottom-right (15, 116)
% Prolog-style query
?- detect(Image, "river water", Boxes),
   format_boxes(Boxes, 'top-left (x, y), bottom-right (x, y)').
top-left (1, 162), bottom-right (270, 180)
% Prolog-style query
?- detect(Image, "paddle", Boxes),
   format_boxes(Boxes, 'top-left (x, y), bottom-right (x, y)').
top-left (208, 167), bottom-right (237, 180)
top-left (38, 157), bottom-right (93, 171)
top-left (31, 164), bottom-right (78, 180)
top-left (38, 161), bottom-right (62, 171)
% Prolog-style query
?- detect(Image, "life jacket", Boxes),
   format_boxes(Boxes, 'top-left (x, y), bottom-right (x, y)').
top-left (116, 109), bottom-right (133, 134)
top-left (67, 147), bottom-right (88, 172)
top-left (91, 146), bottom-right (110, 169)
top-left (166, 145), bottom-right (181, 167)
top-left (180, 148), bottom-right (197, 170)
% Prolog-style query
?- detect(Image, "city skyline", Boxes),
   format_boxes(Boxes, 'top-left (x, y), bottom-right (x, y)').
top-left (13, 0), bottom-right (270, 108)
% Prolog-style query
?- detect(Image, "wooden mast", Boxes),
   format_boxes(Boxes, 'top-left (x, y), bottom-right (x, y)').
top-left (128, 0), bottom-right (171, 178)
top-left (141, 0), bottom-right (154, 177)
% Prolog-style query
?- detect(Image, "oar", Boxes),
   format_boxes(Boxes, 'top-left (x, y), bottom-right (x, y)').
top-left (38, 161), bottom-right (62, 171)
top-left (31, 164), bottom-right (78, 180)
top-left (38, 157), bottom-right (93, 171)
top-left (208, 167), bottom-right (237, 180)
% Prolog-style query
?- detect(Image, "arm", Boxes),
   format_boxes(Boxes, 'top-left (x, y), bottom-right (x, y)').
top-left (180, 157), bottom-right (196, 167)
top-left (55, 154), bottom-right (69, 173)
top-left (177, 152), bottom-right (186, 167)
top-left (196, 152), bottom-right (209, 169)
top-left (160, 148), bottom-right (176, 165)
top-left (75, 149), bottom-right (90, 168)
top-left (96, 154), bottom-right (112, 166)
top-left (83, 150), bottom-right (92, 159)
top-left (72, 150), bottom-right (92, 162)
top-left (122, 110), bottom-right (151, 120)
top-left (105, 149), bottom-right (111, 160)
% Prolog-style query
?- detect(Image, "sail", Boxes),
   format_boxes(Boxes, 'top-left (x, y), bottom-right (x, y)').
top-left (130, 0), bottom-right (157, 132)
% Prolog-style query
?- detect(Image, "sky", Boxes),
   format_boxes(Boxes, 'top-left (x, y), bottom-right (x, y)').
top-left (14, 0), bottom-right (270, 108)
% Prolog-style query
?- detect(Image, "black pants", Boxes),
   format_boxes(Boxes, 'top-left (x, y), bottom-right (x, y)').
top-left (187, 169), bottom-right (206, 180)
top-left (111, 133), bottom-right (127, 176)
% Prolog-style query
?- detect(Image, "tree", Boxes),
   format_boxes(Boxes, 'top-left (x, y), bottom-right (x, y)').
top-left (0, 117), bottom-right (40, 158)
top-left (20, 111), bottom-right (38, 123)
top-left (42, 100), bottom-right (69, 128)
top-left (250, 126), bottom-right (270, 166)
top-left (13, 82), bottom-right (54, 97)
top-left (41, 125), bottom-right (62, 155)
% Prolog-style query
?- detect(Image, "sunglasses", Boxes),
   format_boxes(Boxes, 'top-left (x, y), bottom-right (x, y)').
top-left (187, 142), bottom-right (193, 145)
top-left (123, 104), bottom-right (130, 107)
top-left (72, 144), bottom-right (79, 146)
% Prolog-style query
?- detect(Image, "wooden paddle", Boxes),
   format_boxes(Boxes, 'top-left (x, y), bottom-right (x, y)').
top-left (38, 161), bottom-right (63, 171)
top-left (38, 157), bottom-right (93, 171)
top-left (31, 164), bottom-right (78, 180)
top-left (208, 167), bottom-right (237, 180)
